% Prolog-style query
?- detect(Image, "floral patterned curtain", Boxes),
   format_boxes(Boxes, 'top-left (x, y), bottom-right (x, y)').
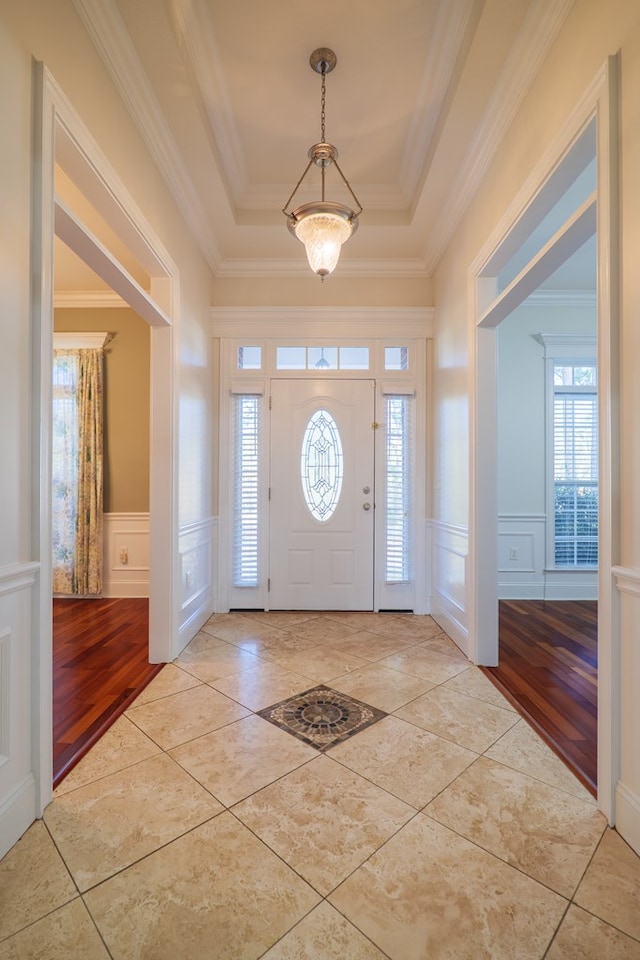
top-left (52, 348), bottom-right (103, 596)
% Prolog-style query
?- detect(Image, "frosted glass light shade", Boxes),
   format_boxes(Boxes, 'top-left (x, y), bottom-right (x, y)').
top-left (294, 212), bottom-right (353, 277)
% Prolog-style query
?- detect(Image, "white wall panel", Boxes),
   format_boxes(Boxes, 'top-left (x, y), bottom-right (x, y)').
top-left (613, 566), bottom-right (640, 856)
top-left (103, 513), bottom-right (149, 597)
top-left (429, 520), bottom-right (468, 653)
top-left (179, 517), bottom-right (216, 647)
top-left (498, 513), bottom-right (597, 599)
top-left (0, 563), bottom-right (39, 859)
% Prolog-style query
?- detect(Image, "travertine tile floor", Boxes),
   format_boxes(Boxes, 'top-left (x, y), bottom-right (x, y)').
top-left (2, 611), bottom-right (640, 959)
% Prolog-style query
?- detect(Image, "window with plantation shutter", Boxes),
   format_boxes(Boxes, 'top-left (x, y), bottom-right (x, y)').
top-left (553, 363), bottom-right (598, 566)
top-left (385, 394), bottom-right (413, 582)
top-left (232, 395), bottom-right (260, 586)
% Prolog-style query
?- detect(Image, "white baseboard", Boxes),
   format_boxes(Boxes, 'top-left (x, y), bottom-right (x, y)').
top-left (499, 584), bottom-right (545, 600)
top-left (431, 607), bottom-right (468, 656)
top-left (543, 580), bottom-right (598, 600)
top-left (615, 780), bottom-right (640, 858)
top-left (498, 581), bottom-right (598, 600)
top-left (0, 774), bottom-right (36, 860)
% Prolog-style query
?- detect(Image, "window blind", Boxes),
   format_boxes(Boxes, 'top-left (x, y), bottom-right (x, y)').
top-left (232, 395), bottom-right (260, 587)
top-left (553, 377), bottom-right (598, 566)
top-left (385, 395), bottom-right (413, 582)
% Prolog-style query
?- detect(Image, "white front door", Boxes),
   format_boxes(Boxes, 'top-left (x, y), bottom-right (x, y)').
top-left (269, 379), bottom-right (375, 610)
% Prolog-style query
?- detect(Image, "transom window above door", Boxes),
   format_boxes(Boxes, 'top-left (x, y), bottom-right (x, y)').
top-left (276, 345), bottom-right (369, 370)
top-left (232, 341), bottom-right (419, 377)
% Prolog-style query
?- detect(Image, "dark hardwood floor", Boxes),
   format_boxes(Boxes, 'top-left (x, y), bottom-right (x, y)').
top-left (53, 597), bottom-right (162, 787)
top-left (482, 599), bottom-right (597, 796)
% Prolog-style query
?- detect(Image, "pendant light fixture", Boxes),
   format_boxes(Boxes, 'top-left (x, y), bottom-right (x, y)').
top-left (283, 48), bottom-right (362, 279)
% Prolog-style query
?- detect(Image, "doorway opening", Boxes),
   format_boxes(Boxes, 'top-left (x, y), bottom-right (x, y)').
top-left (213, 322), bottom-right (431, 616)
top-left (32, 64), bottom-right (180, 811)
top-left (52, 248), bottom-right (157, 782)
top-left (469, 60), bottom-right (620, 818)
top-left (484, 208), bottom-right (598, 792)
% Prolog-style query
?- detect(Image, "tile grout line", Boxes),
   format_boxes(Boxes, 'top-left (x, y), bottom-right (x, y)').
top-left (16, 612), bottom-right (631, 956)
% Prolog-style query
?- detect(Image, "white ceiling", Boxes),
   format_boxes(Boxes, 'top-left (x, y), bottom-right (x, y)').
top-left (57, 0), bottom-right (592, 290)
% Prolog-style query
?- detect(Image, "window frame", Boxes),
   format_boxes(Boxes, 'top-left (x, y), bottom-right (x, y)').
top-left (536, 334), bottom-right (598, 570)
top-left (231, 393), bottom-right (261, 587)
top-left (553, 372), bottom-right (598, 566)
top-left (383, 392), bottom-right (414, 584)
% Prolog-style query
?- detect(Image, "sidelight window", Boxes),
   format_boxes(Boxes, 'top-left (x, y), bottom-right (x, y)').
top-left (385, 395), bottom-right (413, 582)
top-left (232, 395), bottom-right (260, 586)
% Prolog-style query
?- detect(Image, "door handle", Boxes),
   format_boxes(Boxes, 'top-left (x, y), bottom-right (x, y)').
top-left (363, 502), bottom-right (371, 511)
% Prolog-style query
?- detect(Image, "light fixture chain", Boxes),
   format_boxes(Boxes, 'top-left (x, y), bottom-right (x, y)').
top-left (320, 64), bottom-right (326, 142)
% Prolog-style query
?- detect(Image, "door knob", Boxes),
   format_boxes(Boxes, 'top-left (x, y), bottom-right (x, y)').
top-left (363, 485), bottom-right (371, 494)
top-left (363, 502), bottom-right (371, 511)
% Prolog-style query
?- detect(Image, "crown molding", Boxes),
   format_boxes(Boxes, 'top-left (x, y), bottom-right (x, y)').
top-left (72, 0), bottom-right (574, 282)
top-left (165, 1), bottom-right (409, 214)
top-left (167, 0), bottom-right (248, 207)
top-left (532, 332), bottom-right (597, 360)
top-left (423, 0), bottom-right (576, 274)
top-left (54, 289), bottom-right (128, 308)
top-left (71, 0), bottom-right (222, 274)
top-left (532, 332), bottom-right (596, 347)
top-left (400, 0), bottom-right (479, 206)
top-left (522, 288), bottom-right (596, 307)
top-left (215, 257), bottom-right (430, 280)
top-left (53, 331), bottom-right (112, 348)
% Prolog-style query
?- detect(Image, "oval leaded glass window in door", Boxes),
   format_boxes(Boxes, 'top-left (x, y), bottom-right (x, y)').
top-left (301, 409), bottom-right (343, 522)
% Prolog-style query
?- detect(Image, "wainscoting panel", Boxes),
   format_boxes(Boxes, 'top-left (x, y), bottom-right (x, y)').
top-left (498, 514), bottom-right (545, 599)
top-left (613, 565), bottom-right (640, 857)
top-left (179, 517), bottom-right (217, 647)
top-left (0, 562), bottom-right (39, 859)
top-left (498, 514), bottom-right (597, 600)
top-left (103, 513), bottom-right (149, 598)
top-left (429, 520), bottom-right (469, 653)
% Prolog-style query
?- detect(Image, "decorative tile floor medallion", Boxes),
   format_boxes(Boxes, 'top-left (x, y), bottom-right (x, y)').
top-left (257, 686), bottom-right (387, 751)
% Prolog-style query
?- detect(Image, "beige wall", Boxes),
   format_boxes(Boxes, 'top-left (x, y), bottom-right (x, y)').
top-left (54, 308), bottom-right (150, 513)
top-left (212, 275), bottom-right (432, 308)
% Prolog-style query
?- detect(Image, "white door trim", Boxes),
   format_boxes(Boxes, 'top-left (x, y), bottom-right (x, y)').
top-left (30, 63), bottom-right (180, 815)
top-left (468, 58), bottom-right (620, 822)
top-left (216, 334), bottom-right (428, 614)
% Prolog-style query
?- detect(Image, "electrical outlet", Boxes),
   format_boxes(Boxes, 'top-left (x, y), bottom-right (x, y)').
top-left (509, 547), bottom-right (518, 561)
top-left (185, 571), bottom-right (192, 590)
top-left (119, 546), bottom-right (128, 565)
